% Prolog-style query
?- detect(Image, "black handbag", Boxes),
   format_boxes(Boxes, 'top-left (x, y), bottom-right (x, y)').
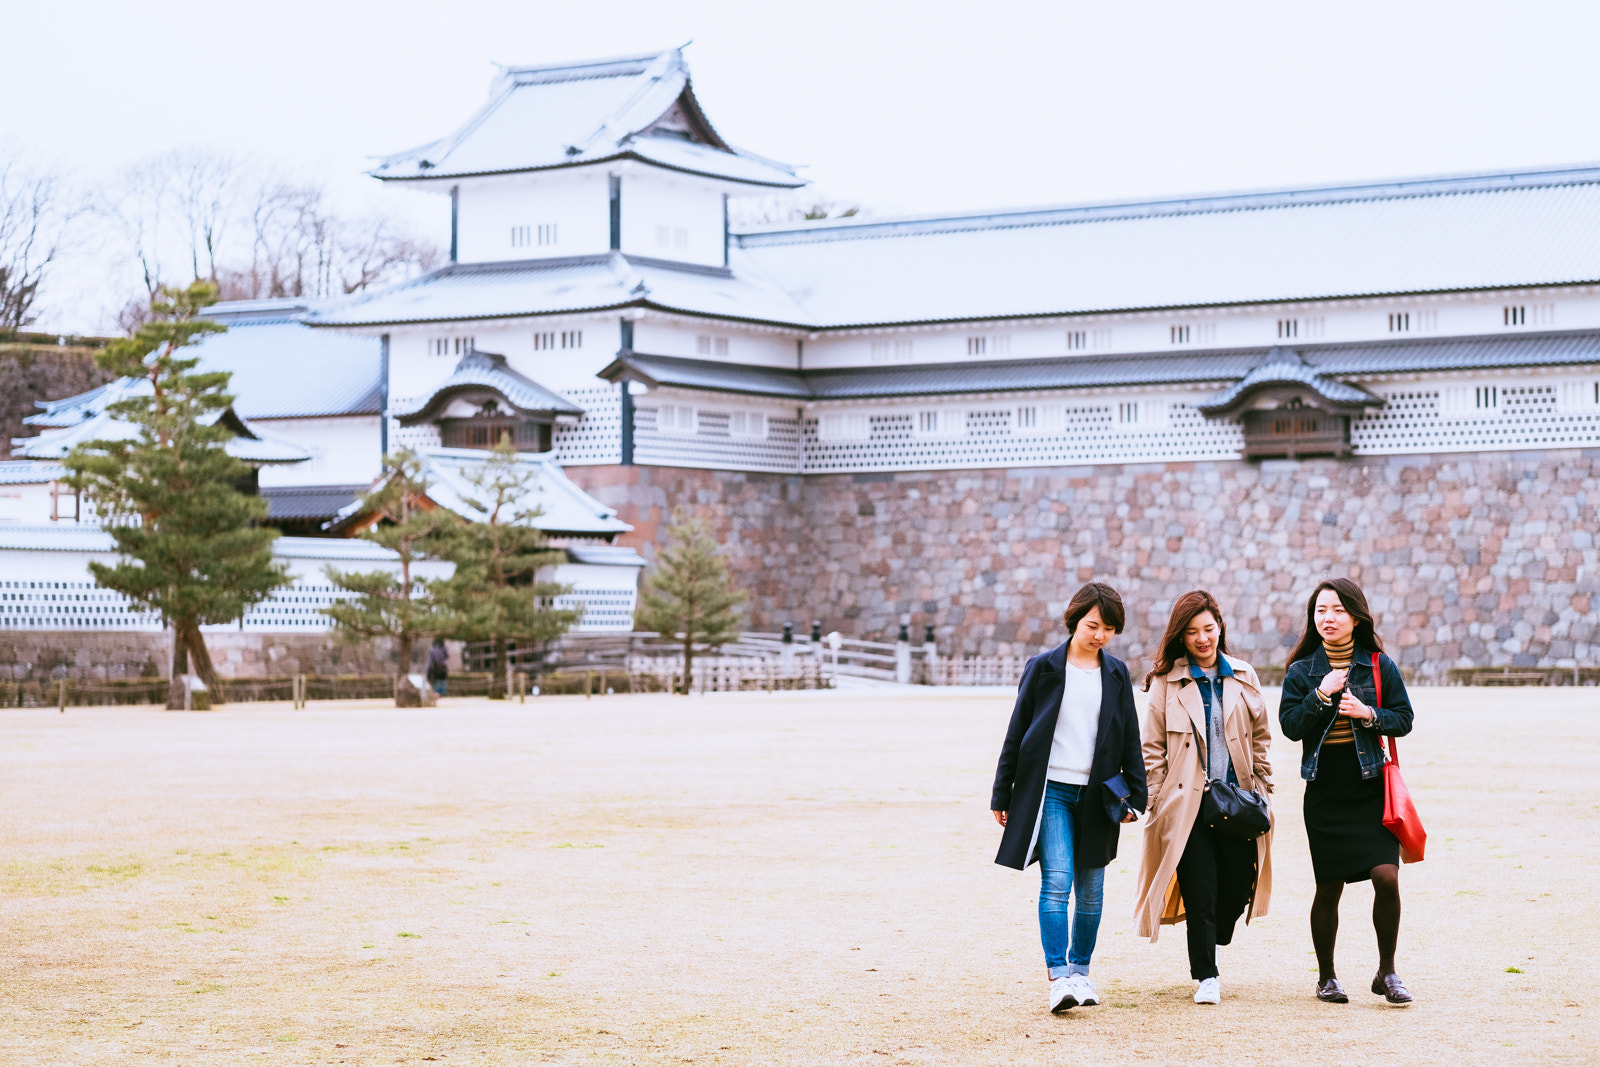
top-left (1192, 717), bottom-right (1271, 840)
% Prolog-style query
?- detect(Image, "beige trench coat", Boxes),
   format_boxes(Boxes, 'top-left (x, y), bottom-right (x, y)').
top-left (1133, 654), bottom-right (1274, 941)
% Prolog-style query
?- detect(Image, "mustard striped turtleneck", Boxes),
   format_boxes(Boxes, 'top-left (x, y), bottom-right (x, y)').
top-left (1319, 634), bottom-right (1357, 744)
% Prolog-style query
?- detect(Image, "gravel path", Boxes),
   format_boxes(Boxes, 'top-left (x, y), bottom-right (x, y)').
top-left (0, 687), bottom-right (1595, 1064)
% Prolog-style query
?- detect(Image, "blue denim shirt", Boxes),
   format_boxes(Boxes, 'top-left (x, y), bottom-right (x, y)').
top-left (1279, 646), bottom-right (1414, 781)
top-left (1187, 656), bottom-right (1238, 785)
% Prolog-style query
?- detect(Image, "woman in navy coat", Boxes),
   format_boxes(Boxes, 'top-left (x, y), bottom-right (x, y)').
top-left (991, 581), bottom-right (1148, 1014)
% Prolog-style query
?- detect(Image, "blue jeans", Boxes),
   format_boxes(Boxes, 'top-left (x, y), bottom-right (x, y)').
top-left (1038, 781), bottom-right (1106, 979)
top-left (430, 678), bottom-right (447, 696)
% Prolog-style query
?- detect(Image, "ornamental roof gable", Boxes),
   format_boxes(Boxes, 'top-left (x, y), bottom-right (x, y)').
top-left (371, 48), bottom-right (803, 189)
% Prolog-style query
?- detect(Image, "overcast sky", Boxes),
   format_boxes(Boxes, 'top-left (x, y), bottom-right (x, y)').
top-left (8, 0), bottom-right (1600, 332)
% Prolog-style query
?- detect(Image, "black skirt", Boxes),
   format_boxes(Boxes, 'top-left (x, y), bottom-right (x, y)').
top-left (1303, 741), bottom-right (1399, 884)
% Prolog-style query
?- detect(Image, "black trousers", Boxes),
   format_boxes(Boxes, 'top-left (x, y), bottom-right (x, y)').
top-left (1175, 815), bottom-right (1258, 980)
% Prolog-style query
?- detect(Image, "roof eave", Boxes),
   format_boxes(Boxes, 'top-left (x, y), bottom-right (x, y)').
top-left (371, 148), bottom-right (805, 189)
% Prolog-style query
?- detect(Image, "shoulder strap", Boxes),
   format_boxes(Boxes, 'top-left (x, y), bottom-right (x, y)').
top-left (1374, 652), bottom-right (1399, 765)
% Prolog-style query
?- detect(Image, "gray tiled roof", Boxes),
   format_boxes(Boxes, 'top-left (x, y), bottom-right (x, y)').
top-left (1198, 347), bottom-right (1382, 415)
top-left (261, 485), bottom-right (370, 521)
top-left (734, 164), bottom-right (1600, 327)
top-left (392, 350), bottom-right (582, 423)
top-left (370, 49), bottom-right (802, 188)
top-left (308, 252), bottom-right (815, 330)
top-left (602, 331), bottom-right (1600, 401)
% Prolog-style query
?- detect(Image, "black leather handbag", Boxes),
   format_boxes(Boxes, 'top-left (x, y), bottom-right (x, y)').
top-left (1192, 719), bottom-right (1271, 840)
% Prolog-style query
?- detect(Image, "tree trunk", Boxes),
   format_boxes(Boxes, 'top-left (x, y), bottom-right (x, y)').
top-left (168, 622), bottom-right (190, 709)
top-left (179, 618), bottom-right (225, 705)
top-left (490, 635), bottom-right (507, 699)
top-left (397, 632), bottom-right (414, 680)
top-left (681, 633), bottom-right (694, 695)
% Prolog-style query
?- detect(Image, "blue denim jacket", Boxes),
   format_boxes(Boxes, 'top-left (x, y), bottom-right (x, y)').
top-left (1279, 646), bottom-right (1414, 781)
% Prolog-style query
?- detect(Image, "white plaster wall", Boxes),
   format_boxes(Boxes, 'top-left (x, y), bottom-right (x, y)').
top-left (0, 482), bottom-right (78, 525)
top-left (795, 286), bottom-right (1600, 369)
top-left (619, 172), bottom-right (726, 268)
top-left (389, 318), bottom-right (618, 411)
top-left (455, 171), bottom-right (611, 263)
top-left (254, 417), bottom-right (383, 488)
top-left (632, 319), bottom-right (797, 368)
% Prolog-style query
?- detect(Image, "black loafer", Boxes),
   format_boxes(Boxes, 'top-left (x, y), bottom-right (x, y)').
top-left (1373, 972), bottom-right (1413, 1004)
top-left (1316, 978), bottom-right (1349, 1003)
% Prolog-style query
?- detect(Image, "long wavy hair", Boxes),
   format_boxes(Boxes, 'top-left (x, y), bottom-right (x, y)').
top-left (1142, 590), bottom-right (1228, 691)
top-left (1286, 577), bottom-right (1384, 666)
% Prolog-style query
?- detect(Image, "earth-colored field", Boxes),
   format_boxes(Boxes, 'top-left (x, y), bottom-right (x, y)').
top-left (1, 685), bottom-right (1596, 1065)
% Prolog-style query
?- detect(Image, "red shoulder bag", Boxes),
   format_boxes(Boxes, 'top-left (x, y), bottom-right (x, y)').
top-left (1374, 653), bottom-right (1427, 863)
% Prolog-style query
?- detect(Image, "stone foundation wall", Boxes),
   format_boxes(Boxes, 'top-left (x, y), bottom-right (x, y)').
top-left (567, 448), bottom-right (1600, 682)
top-left (0, 632), bottom-right (454, 683)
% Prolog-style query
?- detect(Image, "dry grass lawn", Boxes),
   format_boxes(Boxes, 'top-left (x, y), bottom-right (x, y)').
top-left (0, 685), bottom-right (1596, 1065)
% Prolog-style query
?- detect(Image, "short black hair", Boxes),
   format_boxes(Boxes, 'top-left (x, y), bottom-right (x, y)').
top-left (1064, 581), bottom-right (1126, 634)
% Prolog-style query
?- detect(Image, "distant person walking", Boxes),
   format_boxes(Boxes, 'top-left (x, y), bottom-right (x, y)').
top-left (991, 581), bottom-right (1147, 1014)
top-left (426, 637), bottom-right (450, 697)
top-left (1280, 578), bottom-right (1416, 1005)
top-left (1133, 591), bottom-right (1274, 1004)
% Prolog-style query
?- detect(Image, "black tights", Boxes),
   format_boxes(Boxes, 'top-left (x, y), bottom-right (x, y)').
top-left (1311, 863), bottom-right (1401, 981)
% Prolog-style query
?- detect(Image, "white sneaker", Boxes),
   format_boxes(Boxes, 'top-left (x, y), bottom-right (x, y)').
top-left (1195, 976), bottom-right (1221, 1004)
top-left (1049, 976), bottom-right (1079, 1013)
top-left (1074, 975), bottom-right (1100, 1006)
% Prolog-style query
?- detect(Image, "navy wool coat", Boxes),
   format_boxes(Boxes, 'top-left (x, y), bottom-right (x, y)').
top-left (990, 643), bottom-right (1148, 872)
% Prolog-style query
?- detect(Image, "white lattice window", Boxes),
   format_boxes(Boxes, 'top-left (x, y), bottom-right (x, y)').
top-left (1277, 318), bottom-right (1299, 339)
top-left (1302, 316), bottom-right (1326, 338)
top-left (1092, 328), bottom-right (1113, 349)
top-left (1559, 379), bottom-right (1600, 411)
top-left (1388, 312), bottom-right (1411, 333)
top-left (656, 404), bottom-right (696, 434)
top-left (561, 330), bottom-right (582, 349)
top-left (1505, 303), bottom-right (1556, 327)
top-left (1065, 330), bottom-right (1086, 350)
top-left (870, 338), bottom-right (914, 363)
top-left (511, 225), bottom-right (532, 249)
top-left (432, 337), bottom-right (474, 357)
top-left (818, 412), bottom-right (871, 441)
top-left (915, 409), bottom-right (959, 437)
top-left (729, 411), bottom-right (767, 438)
top-left (533, 332), bottom-right (555, 351)
top-left (967, 337), bottom-right (987, 356)
top-left (695, 410), bottom-right (729, 437)
top-left (1504, 305), bottom-right (1526, 326)
top-left (1015, 404), bottom-right (1063, 436)
top-left (696, 335), bottom-right (730, 356)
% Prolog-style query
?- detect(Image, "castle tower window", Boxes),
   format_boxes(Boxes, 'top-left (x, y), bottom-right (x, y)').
top-left (967, 337), bottom-right (987, 355)
top-left (432, 337), bottom-right (475, 356)
top-left (1504, 305), bottom-right (1525, 326)
top-left (696, 335), bottom-right (730, 356)
top-left (561, 330), bottom-right (582, 349)
top-left (1388, 312), bottom-right (1411, 332)
top-left (534, 331), bottom-right (556, 351)
top-left (538, 223), bottom-right (557, 246)
top-left (1066, 330), bottom-right (1086, 350)
top-left (1277, 318), bottom-right (1298, 339)
top-left (1170, 325), bottom-right (1190, 344)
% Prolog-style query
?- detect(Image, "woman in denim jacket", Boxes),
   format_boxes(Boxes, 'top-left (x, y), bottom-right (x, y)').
top-left (1279, 578), bottom-right (1415, 1006)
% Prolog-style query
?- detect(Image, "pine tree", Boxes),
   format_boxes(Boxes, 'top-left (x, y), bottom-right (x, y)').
top-left (324, 448), bottom-right (455, 705)
top-left (634, 510), bottom-right (745, 693)
top-left (433, 437), bottom-right (578, 697)
top-left (64, 281), bottom-right (288, 708)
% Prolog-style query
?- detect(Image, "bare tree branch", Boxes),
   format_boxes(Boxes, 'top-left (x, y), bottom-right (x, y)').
top-left (0, 146), bottom-right (76, 332)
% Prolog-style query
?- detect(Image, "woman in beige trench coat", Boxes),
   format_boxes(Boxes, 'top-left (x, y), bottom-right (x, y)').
top-left (1133, 591), bottom-right (1274, 1004)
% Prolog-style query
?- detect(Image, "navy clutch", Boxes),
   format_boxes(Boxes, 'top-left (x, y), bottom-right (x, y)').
top-left (1102, 773), bottom-right (1135, 823)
